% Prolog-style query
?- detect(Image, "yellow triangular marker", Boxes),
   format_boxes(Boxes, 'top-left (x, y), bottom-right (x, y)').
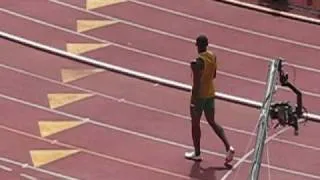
top-left (77, 20), bottom-right (118, 32)
top-left (61, 68), bottom-right (104, 83)
top-left (86, 0), bottom-right (127, 10)
top-left (47, 93), bottom-right (93, 109)
top-left (38, 121), bottom-right (83, 137)
top-left (30, 149), bottom-right (79, 167)
top-left (66, 43), bottom-right (109, 55)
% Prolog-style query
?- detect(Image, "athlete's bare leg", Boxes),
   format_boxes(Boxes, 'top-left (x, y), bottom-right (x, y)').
top-left (204, 108), bottom-right (230, 152)
top-left (190, 106), bottom-right (202, 156)
top-left (204, 105), bottom-right (235, 163)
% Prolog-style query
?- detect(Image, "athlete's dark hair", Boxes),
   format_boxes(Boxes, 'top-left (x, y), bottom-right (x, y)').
top-left (196, 35), bottom-right (208, 48)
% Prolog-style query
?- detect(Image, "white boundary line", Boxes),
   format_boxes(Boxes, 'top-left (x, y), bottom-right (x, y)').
top-left (1, 29), bottom-right (319, 122)
top-left (1, 2), bottom-right (318, 178)
top-left (20, 173), bottom-right (38, 180)
top-left (0, 9), bottom-right (316, 146)
top-left (0, 30), bottom-right (261, 107)
top-left (50, 0), bottom-right (320, 74)
top-left (0, 164), bottom-right (12, 171)
top-left (273, 138), bottom-right (320, 151)
top-left (129, 0), bottom-right (320, 50)
top-left (215, 0), bottom-right (320, 25)
top-left (0, 121), bottom-right (190, 179)
top-left (0, 7), bottom-right (273, 85)
top-left (1, 7), bottom-right (320, 100)
top-left (220, 127), bottom-right (289, 180)
top-left (1, 62), bottom-right (320, 152)
top-left (0, 61), bottom-right (254, 137)
top-left (0, 157), bottom-right (79, 180)
top-left (0, 93), bottom-right (320, 179)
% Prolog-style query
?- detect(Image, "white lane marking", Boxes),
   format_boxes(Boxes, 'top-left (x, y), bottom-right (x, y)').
top-left (0, 126), bottom-right (191, 180)
top-left (1, 7), bottom-right (320, 99)
top-left (1, 1), bottom-right (318, 179)
top-left (49, 0), bottom-right (320, 74)
top-left (1, 93), bottom-right (320, 179)
top-left (1, 63), bottom-right (320, 151)
top-left (129, 0), bottom-right (320, 50)
top-left (20, 173), bottom-right (38, 180)
top-left (0, 6), bottom-right (271, 82)
top-left (262, 163), bottom-right (320, 180)
top-left (1, 62), bottom-right (255, 137)
top-left (219, 70), bottom-right (320, 98)
top-left (51, 139), bottom-right (58, 144)
top-left (0, 157), bottom-right (79, 180)
top-left (0, 164), bottom-right (12, 171)
top-left (273, 137), bottom-right (320, 151)
top-left (220, 128), bottom-right (288, 180)
top-left (220, 0), bottom-right (320, 24)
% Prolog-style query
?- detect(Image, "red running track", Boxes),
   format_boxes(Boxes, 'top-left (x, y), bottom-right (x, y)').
top-left (1, 0), bottom-right (320, 113)
top-left (1, 0), bottom-right (320, 180)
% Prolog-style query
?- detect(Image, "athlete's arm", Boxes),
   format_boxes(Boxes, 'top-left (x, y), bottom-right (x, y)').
top-left (191, 58), bottom-right (204, 104)
top-left (213, 56), bottom-right (217, 79)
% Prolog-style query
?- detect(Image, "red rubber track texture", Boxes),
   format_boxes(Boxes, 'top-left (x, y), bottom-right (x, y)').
top-left (2, 0), bottom-right (320, 96)
top-left (1, 0), bottom-right (320, 180)
top-left (1, 42), bottom-right (320, 179)
top-left (1, 3), bottom-right (320, 115)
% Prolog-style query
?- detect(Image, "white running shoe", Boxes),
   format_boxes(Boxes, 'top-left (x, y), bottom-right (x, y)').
top-left (184, 151), bottom-right (202, 161)
top-left (225, 146), bottom-right (235, 163)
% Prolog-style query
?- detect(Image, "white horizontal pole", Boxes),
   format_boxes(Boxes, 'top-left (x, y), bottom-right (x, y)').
top-left (1, 31), bottom-right (319, 122)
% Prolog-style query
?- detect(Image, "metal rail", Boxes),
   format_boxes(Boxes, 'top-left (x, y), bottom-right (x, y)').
top-left (1, 31), bottom-right (319, 123)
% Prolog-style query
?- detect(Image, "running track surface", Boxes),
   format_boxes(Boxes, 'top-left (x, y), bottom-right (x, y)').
top-left (0, 0), bottom-right (320, 180)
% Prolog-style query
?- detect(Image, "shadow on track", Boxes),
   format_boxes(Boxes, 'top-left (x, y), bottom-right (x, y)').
top-left (189, 161), bottom-right (231, 180)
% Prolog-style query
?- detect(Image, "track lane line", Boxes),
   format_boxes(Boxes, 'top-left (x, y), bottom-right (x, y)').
top-left (0, 118), bottom-right (199, 180)
top-left (1, 62), bottom-right (320, 151)
top-left (1, 1), bottom-right (318, 179)
top-left (20, 173), bottom-right (37, 180)
top-left (0, 7), bottom-right (274, 84)
top-left (1, 8), bottom-right (320, 99)
top-left (0, 93), bottom-right (319, 179)
top-left (49, 0), bottom-right (320, 74)
top-left (0, 120), bottom-right (191, 179)
top-left (129, 0), bottom-right (320, 50)
top-left (0, 62), bottom-right (256, 137)
top-left (216, 0), bottom-right (320, 25)
top-left (0, 5), bottom-right (266, 90)
top-left (273, 138), bottom-right (320, 151)
top-left (0, 157), bottom-right (79, 180)
top-left (0, 164), bottom-right (12, 171)
top-left (220, 127), bottom-right (288, 180)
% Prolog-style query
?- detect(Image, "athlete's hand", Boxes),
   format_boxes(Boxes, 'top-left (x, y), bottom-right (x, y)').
top-left (190, 97), bottom-right (197, 108)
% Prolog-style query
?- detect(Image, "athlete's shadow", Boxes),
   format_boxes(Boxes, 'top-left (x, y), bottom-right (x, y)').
top-left (189, 162), bottom-right (230, 180)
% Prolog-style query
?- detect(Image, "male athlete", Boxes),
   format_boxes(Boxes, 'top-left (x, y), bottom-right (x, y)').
top-left (185, 35), bottom-right (235, 163)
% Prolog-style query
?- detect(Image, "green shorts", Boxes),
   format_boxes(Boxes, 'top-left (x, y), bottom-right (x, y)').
top-left (193, 97), bottom-right (215, 112)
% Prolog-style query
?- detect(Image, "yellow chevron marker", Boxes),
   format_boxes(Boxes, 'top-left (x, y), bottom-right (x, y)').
top-left (77, 20), bottom-right (118, 32)
top-left (30, 149), bottom-right (79, 167)
top-left (38, 121), bottom-right (83, 137)
top-left (47, 93), bottom-right (93, 109)
top-left (61, 68), bottom-right (104, 83)
top-left (66, 43), bottom-right (109, 55)
top-left (86, 0), bottom-right (127, 10)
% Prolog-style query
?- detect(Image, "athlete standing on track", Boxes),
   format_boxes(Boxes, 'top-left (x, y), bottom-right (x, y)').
top-left (185, 35), bottom-right (235, 164)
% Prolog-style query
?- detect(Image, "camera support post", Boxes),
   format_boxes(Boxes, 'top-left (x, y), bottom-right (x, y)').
top-left (270, 58), bottom-right (306, 135)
